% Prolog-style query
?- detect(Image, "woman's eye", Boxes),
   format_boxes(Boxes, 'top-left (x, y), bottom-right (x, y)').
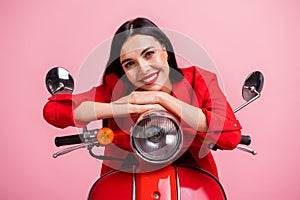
top-left (124, 61), bottom-right (135, 68)
top-left (145, 51), bottom-right (154, 58)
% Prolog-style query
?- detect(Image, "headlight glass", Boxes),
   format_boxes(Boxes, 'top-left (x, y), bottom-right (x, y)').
top-left (131, 110), bottom-right (182, 164)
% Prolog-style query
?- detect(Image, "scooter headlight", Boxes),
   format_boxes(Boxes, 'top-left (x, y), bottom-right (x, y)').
top-left (131, 110), bottom-right (182, 164)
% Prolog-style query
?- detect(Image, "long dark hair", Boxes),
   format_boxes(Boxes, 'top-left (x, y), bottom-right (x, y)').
top-left (103, 17), bottom-right (183, 83)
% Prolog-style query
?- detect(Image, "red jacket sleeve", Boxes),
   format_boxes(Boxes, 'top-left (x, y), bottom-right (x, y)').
top-left (43, 94), bottom-right (77, 128)
top-left (43, 75), bottom-right (115, 129)
top-left (193, 67), bottom-right (242, 150)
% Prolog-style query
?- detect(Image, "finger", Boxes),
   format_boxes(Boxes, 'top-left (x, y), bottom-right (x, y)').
top-left (151, 104), bottom-right (166, 111)
top-left (113, 95), bottom-right (130, 104)
top-left (130, 91), bottom-right (157, 104)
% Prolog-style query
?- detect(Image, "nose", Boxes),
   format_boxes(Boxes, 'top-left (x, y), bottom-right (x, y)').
top-left (138, 60), bottom-right (151, 74)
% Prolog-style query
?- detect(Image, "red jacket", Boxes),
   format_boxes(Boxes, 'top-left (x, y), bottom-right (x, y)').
top-left (43, 66), bottom-right (242, 178)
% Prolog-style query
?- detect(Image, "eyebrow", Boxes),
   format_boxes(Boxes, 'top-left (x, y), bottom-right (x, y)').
top-left (141, 46), bottom-right (154, 56)
top-left (120, 46), bottom-right (155, 65)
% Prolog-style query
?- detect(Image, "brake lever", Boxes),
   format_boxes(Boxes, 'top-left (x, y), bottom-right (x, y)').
top-left (236, 145), bottom-right (257, 155)
top-left (53, 143), bottom-right (96, 158)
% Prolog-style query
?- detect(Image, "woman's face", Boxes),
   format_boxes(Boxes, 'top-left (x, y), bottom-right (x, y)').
top-left (120, 34), bottom-right (172, 92)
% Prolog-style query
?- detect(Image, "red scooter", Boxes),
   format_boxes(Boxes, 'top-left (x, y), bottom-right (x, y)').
top-left (45, 67), bottom-right (264, 200)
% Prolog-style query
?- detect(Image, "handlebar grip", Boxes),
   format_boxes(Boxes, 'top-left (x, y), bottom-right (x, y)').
top-left (209, 135), bottom-right (252, 151)
top-left (240, 135), bottom-right (251, 145)
top-left (55, 134), bottom-right (83, 147)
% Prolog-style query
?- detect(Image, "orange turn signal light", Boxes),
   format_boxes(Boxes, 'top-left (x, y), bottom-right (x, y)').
top-left (96, 128), bottom-right (114, 145)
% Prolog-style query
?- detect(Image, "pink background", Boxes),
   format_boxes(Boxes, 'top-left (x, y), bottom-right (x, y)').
top-left (1, 0), bottom-right (299, 199)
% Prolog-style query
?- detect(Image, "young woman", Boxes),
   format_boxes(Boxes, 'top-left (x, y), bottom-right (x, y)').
top-left (43, 17), bottom-right (241, 179)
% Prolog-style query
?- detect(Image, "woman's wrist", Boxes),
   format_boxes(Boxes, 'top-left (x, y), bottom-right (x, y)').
top-left (157, 91), bottom-right (180, 115)
top-left (156, 91), bottom-right (169, 105)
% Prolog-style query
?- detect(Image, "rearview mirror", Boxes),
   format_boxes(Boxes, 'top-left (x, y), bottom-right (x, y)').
top-left (45, 67), bottom-right (74, 95)
top-left (234, 71), bottom-right (264, 113)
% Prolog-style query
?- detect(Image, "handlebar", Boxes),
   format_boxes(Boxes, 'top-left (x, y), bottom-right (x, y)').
top-left (208, 135), bottom-right (257, 155)
top-left (55, 134), bottom-right (83, 147)
top-left (209, 135), bottom-right (252, 150)
top-left (54, 131), bottom-right (252, 150)
top-left (53, 131), bottom-right (257, 158)
top-left (52, 129), bottom-right (129, 159)
top-left (240, 135), bottom-right (251, 145)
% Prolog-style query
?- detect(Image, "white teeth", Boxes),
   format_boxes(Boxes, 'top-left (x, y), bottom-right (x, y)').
top-left (143, 73), bottom-right (157, 83)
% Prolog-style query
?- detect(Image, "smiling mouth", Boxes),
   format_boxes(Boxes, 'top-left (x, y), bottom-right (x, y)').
top-left (139, 72), bottom-right (159, 85)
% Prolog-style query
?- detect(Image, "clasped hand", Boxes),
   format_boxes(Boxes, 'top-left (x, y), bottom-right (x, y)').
top-left (112, 91), bottom-right (167, 115)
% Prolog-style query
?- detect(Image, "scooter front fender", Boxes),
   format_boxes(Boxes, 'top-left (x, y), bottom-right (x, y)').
top-left (88, 165), bottom-right (226, 200)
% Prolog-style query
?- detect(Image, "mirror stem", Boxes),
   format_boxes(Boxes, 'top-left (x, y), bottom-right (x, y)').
top-left (52, 82), bottom-right (65, 95)
top-left (234, 90), bottom-right (260, 113)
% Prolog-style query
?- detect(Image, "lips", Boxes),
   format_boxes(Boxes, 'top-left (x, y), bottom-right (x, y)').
top-left (139, 72), bottom-right (159, 85)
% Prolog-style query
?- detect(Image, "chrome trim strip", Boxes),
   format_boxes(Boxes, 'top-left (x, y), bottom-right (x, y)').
top-left (174, 166), bottom-right (181, 200)
top-left (132, 167), bottom-right (136, 200)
